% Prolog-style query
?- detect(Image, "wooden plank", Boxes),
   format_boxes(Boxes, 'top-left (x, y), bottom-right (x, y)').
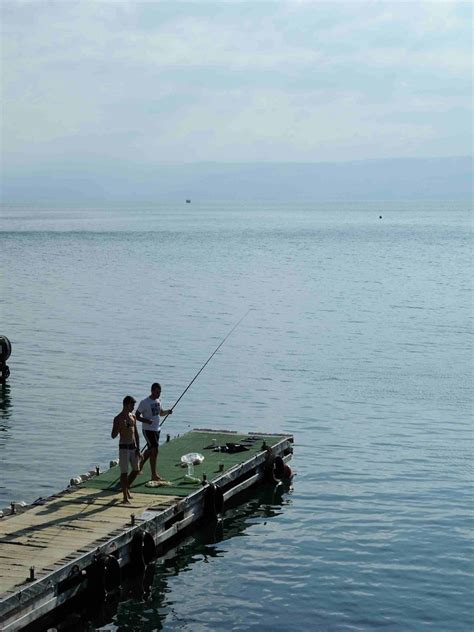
top-left (0, 493), bottom-right (175, 534)
top-left (0, 487), bottom-right (179, 596)
top-left (2, 489), bottom-right (174, 516)
top-left (223, 471), bottom-right (260, 501)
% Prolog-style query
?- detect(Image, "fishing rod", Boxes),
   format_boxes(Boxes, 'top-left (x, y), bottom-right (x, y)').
top-left (159, 308), bottom-right (254, 429)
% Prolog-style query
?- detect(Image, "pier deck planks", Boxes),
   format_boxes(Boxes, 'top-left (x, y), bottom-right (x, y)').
top-left (0, 488), bottom-right (176, 595)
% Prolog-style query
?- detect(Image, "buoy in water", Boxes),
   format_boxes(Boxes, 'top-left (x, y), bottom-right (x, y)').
top-left (0, 335), bottom-right (11, 383)
top-left (0, 336), bottom-right (11, 363)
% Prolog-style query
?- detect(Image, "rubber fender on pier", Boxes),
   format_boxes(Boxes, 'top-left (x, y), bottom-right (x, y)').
top-left (203, 483), bottom-right (224, 520)
top-left (88, 554), bottom-right (121, 601)
top-left (263, 448), bottom-right (278, 483)
top-left (273, 456), bottom-right (285, 479)
top-left (201, 516), bottom-right (224, 544)
top-left (131, 530), bottom-right (156, 568)
top-left (0, 336), bottom-right (11, 364)
top-left (214, 484), bottom-right (224, 515)
top-left (273, 456), bottom-right (292, 481)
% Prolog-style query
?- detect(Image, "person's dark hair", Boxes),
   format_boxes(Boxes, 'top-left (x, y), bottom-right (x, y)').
top-left (151, 382), bottom-right (161, 391)
top-left (123, 395), bottom-right (136, 406)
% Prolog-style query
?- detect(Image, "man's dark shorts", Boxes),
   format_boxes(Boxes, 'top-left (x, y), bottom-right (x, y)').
top-left (144, 430), bottom-right (160, 450)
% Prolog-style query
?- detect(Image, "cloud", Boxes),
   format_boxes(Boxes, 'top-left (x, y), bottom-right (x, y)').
top-left (1, 0), bottom-right (472, 167)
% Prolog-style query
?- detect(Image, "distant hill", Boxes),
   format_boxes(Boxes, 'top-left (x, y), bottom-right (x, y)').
top-left (1, 156), bottom-right (472, 203)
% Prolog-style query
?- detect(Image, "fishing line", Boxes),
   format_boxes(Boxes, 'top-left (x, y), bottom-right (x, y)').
top-left (159, 308), bottom-right (254, 429)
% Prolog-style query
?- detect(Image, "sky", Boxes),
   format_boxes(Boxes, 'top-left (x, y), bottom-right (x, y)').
top-left (1, 0), bottom-right (472, 175)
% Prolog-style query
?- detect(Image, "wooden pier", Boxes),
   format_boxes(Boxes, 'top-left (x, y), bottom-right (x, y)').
top-left (0, 429), bottom-right (293, 631)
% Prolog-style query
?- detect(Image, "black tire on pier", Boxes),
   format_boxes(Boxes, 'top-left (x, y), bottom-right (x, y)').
top-left (273, 456), bottom-right (285, 479)
top-left (87, 554), bottom-right (121, 602)
top-left (203, 483), bottom-right (224, 520)
top-left (131, 530), bottom-right (156, 569)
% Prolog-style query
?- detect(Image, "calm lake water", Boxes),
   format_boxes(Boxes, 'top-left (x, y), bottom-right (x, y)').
top-left (0, 201), bottom-right (472, 631)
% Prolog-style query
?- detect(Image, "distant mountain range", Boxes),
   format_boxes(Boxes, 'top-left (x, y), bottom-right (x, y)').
top-left (1, 156), bottom-right (472, 202)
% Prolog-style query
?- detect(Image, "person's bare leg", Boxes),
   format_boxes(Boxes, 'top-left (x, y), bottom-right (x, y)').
top-left (140, 449), bottom-right (149, 472)
top-left (120, 473), bottom-right (130, 504)
top-left (150, 447), bottom-right (161, 480)
top-left (127, 469), bottom-right (139, 498)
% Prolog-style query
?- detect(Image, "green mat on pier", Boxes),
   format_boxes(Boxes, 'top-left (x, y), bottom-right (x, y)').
top-left (83, 430), bottom-right (286, 497)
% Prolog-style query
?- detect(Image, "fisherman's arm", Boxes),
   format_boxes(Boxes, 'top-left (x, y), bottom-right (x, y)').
top-left (111, 416), bottom-right (120, 439)
top-left (134, 423), bottom-right (140, 453)
top-left (135, 410), bottom-right (153, 424)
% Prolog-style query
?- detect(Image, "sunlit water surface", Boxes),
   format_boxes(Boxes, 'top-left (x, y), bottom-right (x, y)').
top-left (1, 201), bottom-right (472, 631)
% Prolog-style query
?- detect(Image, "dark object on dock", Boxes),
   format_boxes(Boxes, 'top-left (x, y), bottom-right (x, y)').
top-left (206, 442), bottom-right (249, 454)
top-left (0, 336), bottom-right (11, 383)
top-left (225, 442), bottom-right (248, 453)
top-left (0, 429), bottom-right (293, 631)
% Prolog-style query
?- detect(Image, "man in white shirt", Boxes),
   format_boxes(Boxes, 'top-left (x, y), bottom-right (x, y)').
top-left (136, 382), bottom-right (172, 481)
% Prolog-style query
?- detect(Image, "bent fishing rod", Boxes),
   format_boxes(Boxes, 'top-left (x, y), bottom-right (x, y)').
top-left (159, 308), bottom-right (254, 430)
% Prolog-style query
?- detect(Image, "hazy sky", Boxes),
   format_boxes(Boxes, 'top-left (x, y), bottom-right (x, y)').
top-left (1, 1), bottom-right (472, 170)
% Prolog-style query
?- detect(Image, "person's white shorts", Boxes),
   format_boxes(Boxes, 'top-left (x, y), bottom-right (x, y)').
top-left (119, 444), bottom-right (139, 474)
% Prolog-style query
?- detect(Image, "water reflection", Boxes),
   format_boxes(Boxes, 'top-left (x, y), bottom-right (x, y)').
top-left (32, 482), bottom-right (292, 631)
top-left (0, 381), bottom-right (12, 425)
